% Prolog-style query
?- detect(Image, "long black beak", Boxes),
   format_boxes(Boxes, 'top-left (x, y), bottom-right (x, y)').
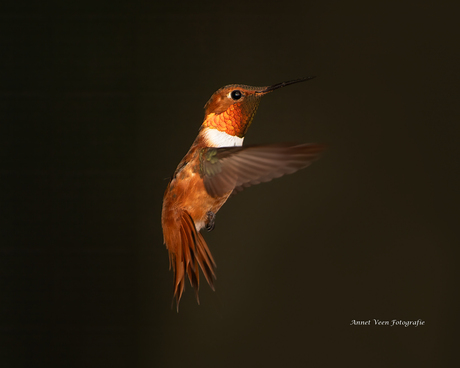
top-left (256, 76), bottom-right (316, 94)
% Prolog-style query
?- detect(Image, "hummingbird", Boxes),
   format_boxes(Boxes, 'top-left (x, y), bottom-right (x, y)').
top-left (161, 77), bottom-right (325, 309)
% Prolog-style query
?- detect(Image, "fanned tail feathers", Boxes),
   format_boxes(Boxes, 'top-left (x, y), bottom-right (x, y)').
top-left (164, 209), bottom-right (216, 310)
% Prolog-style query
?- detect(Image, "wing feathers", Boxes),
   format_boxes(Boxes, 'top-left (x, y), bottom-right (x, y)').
top-left (203, 143), bottom-right (325, 197)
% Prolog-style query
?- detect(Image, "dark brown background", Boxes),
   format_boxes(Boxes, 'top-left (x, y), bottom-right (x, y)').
top-left (1, 1), bottom-right (459, 367)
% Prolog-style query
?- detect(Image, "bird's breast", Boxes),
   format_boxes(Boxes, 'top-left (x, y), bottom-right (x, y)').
top-left (164, 162), bottom-right (230, 232)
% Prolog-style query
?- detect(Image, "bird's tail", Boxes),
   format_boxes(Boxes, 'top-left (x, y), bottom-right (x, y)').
top-left (162, 208), bottom-right (216, 310)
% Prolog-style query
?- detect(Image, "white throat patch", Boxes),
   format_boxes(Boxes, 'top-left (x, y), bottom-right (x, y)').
top-left (203, 128), bottom-right (244, 148)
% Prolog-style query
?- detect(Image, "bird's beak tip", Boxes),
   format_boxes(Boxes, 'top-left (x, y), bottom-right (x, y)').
top-left (257, 76), bottom-right (316, 94)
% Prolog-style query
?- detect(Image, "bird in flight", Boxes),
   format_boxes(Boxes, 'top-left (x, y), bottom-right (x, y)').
top-left (161, 77), bottom-right (325, 309)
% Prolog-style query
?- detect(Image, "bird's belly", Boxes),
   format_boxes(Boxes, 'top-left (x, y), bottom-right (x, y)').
top-left (168, 171), bottom-right (230, 231)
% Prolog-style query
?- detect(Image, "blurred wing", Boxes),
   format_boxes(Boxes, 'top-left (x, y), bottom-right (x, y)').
top-left (201, 143), bottom-right (325, 198)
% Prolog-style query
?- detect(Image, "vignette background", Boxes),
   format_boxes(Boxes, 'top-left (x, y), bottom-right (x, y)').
top-left (1, 1), bottom-right (459, 367)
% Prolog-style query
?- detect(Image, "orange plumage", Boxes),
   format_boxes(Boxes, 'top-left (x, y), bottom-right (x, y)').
top-left (162, 78), bottom-right (324, 309)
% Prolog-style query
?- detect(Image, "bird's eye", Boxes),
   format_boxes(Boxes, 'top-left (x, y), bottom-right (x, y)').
top-left (230, 90), bottom-right (242, 100)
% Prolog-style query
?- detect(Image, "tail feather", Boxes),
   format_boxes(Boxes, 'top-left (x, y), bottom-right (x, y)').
top-left (180, 214), bottom-right (200, 300)
top-left (163, 209), bottom-right (217, 310)
top-left (194, 233), bottom-right (216, 290)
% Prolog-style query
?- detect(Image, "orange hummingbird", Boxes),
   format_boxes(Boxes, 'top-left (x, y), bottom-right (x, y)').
top-left (161, 77), bottom-right (325, 308)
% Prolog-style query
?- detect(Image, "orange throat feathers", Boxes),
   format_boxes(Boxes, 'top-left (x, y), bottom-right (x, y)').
top-left (202, 96), bottom-right (261, 138)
